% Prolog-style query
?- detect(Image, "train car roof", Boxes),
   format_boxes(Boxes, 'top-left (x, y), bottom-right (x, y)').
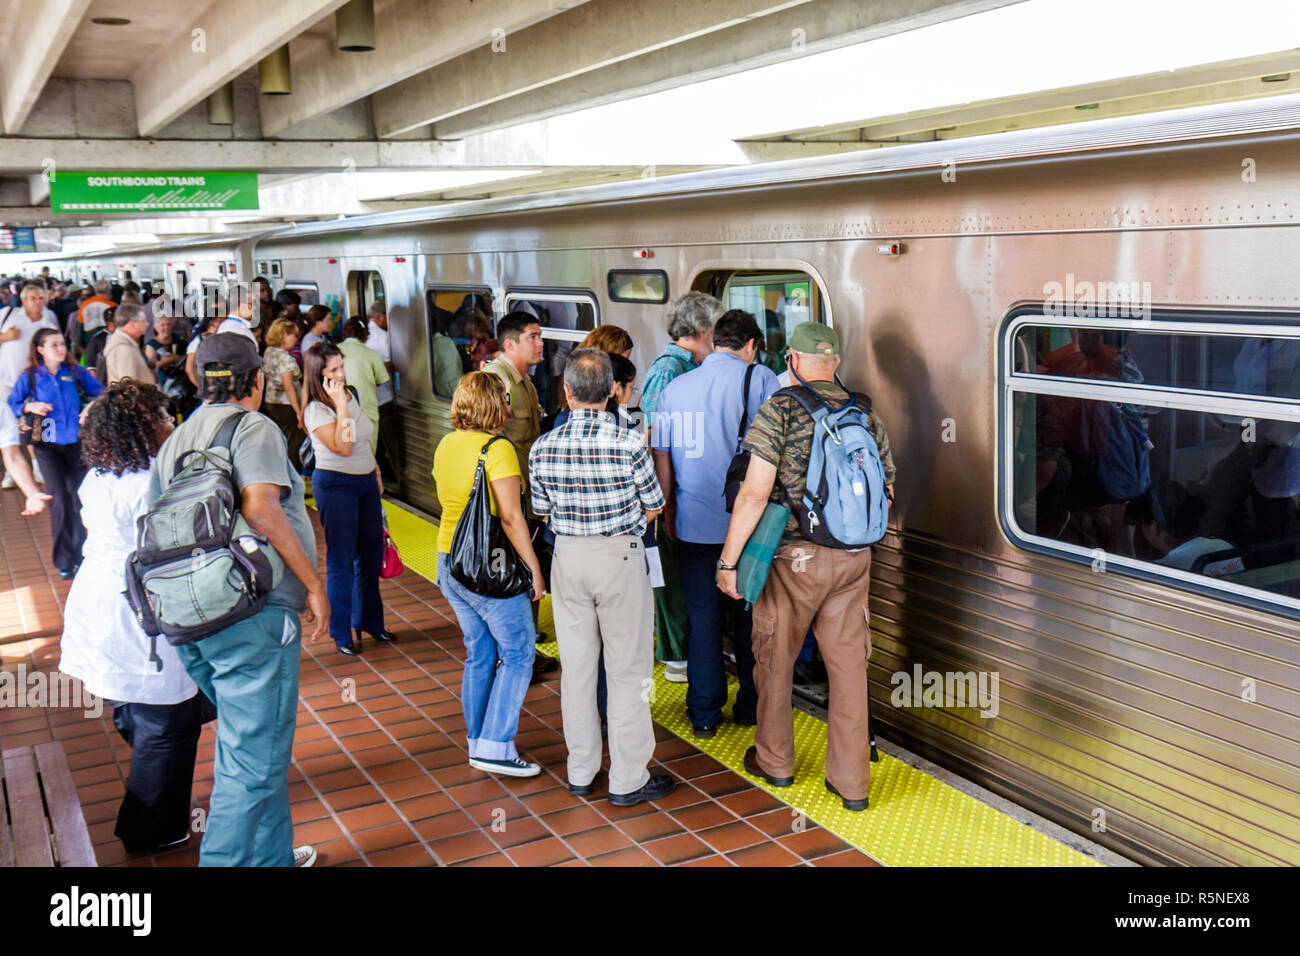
top-left (258, 91), bottom-right (1300, 245)
top-left (31, 226), bottom-right (289, 264)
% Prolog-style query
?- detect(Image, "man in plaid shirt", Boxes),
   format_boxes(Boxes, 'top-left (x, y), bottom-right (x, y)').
top-left (529, 349), bottom-right (677, 807)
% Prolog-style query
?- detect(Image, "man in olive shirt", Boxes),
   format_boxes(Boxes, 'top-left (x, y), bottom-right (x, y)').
top-left (717, 322), bottom-right (895, 812)
top-left (484, 311), bottom-right (558, 680)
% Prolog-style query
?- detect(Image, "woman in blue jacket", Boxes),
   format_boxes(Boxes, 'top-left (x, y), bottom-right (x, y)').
top-left (7, 328), bottom-right (104, 576)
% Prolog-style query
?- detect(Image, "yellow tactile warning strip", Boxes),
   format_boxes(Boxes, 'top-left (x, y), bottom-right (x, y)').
top-left (379, 499), bottom-right (1101, 867)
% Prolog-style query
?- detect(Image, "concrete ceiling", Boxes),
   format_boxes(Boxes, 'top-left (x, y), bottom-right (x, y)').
top-left (0, 0), bottom-right (1297, 245)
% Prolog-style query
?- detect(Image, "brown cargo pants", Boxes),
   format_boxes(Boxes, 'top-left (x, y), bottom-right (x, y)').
top-left (750, 542), bottom-right (873, 802)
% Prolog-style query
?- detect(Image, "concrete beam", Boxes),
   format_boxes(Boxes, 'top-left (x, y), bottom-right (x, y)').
top-left (131, 0), bottom-right (351, 137)
top-left (429, 0), bottom-right (1027, 139)
top-left (372, 0), bottom-right (819, 138)
top-left (755, 49), bottom-right (1300, 143)
top-left (260, 0), bottom-right (592, 138)
top-left (0, 0), bottom-right (92, 134)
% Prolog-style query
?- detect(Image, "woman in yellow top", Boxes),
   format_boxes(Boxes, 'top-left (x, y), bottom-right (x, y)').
top-left (433, 372), bottom-right (545, 778)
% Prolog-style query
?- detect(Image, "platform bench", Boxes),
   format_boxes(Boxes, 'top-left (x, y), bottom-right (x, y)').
top-left (1, 743), bottom-right (97, 866)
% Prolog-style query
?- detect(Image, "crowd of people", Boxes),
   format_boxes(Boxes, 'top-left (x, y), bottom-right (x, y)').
top-left (0, 269), bottom-right (892, 866)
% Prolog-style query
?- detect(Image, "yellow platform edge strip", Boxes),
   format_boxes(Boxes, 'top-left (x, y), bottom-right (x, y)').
top-left (380, 498), bottom-right (1101, 867)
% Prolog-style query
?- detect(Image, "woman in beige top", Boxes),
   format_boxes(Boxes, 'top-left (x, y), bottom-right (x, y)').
top-left (261, 318), bottom-right (306, 471)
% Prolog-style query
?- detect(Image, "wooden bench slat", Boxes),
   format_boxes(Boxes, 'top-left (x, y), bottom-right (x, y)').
top-left (0, 748), bottom-right (14, 867)
top-left (34, 743), bottom-right (97, 867)
top-left (1, 747), bottom-right (53, 867)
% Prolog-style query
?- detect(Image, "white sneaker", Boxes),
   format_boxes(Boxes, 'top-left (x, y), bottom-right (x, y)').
top-left (293, 844), bottom-right (317, 867)
top-left (663, 660), bottom-right (688, 683)
top-left (468, 755), bottom-right (541, 778)
top-left (30, 460), bottom-right (44, 485)
top-left (0, 472), bottom-right (13, 489)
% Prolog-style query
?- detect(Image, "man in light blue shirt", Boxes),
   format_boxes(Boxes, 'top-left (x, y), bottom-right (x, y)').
top-left (651, 309), bottom-right (779, 735)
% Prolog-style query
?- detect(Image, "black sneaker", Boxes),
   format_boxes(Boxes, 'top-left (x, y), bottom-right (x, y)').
top-left (608, 773), bottom-right (676, 807)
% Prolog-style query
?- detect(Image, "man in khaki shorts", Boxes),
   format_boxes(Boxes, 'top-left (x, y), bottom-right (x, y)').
top-left (717, 322), bottom-right (895, 811)
top-left (528, 349), bottom-right (676, 807)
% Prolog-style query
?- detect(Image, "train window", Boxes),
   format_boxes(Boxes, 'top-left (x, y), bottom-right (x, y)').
top-left (1003, 308), bottom-right (1300, 615)
top-left (608, 270), bottom-right (668, 304)
top-left (504, 290), bottom-right (599, 420)
top-left (697, 270), bottom-right (828, 377)
top-left (347, 270), bottom-right (386, 318)
top-left (284, 282), bottom-right (320, 306)
top-left (426, 287), bottom-right (492, 399)
top-left (201, 280), bottom-right (222, 319)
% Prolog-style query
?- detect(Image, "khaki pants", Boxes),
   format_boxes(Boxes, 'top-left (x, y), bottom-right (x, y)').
top-left (751, 543), bottom-right (874, 801)
top-left (551, 534), bottom-right (655, 795)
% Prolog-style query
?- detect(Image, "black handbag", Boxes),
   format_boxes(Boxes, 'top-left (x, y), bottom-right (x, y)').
top-left (724, 363), bottom-right (757, 512)
top-left (447, 436), bottom-right (532, 598)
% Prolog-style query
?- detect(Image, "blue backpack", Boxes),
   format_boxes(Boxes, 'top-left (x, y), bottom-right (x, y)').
top-left (781, 384), bottom-right (890, 548)
top-left (1095, 402), bottom-right (1152, 500)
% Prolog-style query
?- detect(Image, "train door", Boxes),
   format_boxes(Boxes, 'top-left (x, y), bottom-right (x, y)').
top-left (693, 268), bottom-right (830, 378)
top-left (346, 269), bottom-right (386, 318)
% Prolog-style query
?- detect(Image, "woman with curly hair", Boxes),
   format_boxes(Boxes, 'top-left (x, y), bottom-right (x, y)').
top-left (60, 380), bottom-right (214, 855)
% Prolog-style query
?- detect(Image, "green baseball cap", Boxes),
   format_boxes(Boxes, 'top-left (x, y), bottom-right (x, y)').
top-left (787, 322), bottom-right (839, 356)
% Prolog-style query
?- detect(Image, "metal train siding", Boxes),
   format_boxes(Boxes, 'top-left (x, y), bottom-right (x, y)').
top-left (30, 95), bottom-right (1300, 866)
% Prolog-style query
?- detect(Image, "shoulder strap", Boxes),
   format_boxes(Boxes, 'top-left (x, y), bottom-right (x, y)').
top-left (173, 408), bottom-right (247, 473)
top-left (0, 306), bottom-right (14, 332)
top-left (736, 363), bottom-right (756, 442)
top-left (479, 435), bottom-right (509, 459)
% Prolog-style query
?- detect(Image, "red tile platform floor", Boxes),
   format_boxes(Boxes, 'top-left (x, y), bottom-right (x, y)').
top-left (0, 486), bottom-right (876, 867)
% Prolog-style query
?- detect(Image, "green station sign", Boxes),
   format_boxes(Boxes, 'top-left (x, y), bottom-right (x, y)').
top-left (50, 170), bottom-right (259, 213)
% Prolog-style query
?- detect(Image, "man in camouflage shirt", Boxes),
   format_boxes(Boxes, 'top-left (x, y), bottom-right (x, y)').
top-left (717, 322), bottom-right (894, 811)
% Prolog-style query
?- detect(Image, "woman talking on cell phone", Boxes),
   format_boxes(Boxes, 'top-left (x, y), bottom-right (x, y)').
top-left (6, 328), bottom-right (103, 577)
top-left (301, 341), bottom-right (394, 657)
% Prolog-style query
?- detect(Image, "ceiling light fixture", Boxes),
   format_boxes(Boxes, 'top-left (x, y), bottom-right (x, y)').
top-left (90, 17), bottom-right (131, 25)
top-left (336, 0), bottom-right (375, 52)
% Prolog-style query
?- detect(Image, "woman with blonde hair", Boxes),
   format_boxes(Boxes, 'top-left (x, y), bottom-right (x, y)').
top-left (433, 371), bottom-right (545, 777)
top-left (262, 316), bottom-right (306, 469)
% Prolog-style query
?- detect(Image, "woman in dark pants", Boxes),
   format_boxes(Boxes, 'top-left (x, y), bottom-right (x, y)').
top-left (59, 380), bottom-right (215, 853)
top-left (6, 328), bottom-right (102, 576)
top-left (302, 342), bottom-right (394, 656)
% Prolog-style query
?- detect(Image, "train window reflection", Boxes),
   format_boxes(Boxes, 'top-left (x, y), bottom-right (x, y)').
top-left (1015, 324), bottom-right (1300, 400)
top-left (722, 271), bottom-right (825, 376)
top-left (426, 288), bottom-right (492, 399)
top-left (1012, 395), bottom-right (1300, 600)
top-left (608, 270), bottom-right (668, 304)
top-left (283, 282), bottom-right (320, 306)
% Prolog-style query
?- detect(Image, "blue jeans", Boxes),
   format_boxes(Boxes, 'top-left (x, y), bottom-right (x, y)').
top-left (799, 629), bottom-right (819, 662)
top-left (176, 605), bottom-right (302, 867)
top-left (313, 468), bottom-right (385, 647)
top-left (438, 554), bottom-right (535, 760)
top-left (678, 539), bottom-right (758, 729)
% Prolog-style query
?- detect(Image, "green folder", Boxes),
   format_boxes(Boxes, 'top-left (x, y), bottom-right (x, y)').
top-left (737, 502), bottom-right (791, 607)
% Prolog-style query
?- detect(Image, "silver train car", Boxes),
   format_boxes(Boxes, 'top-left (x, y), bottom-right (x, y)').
top-left (33, 94), bottom-right (1300, 866)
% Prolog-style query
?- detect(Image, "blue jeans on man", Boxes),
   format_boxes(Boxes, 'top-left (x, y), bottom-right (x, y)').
top-left (678, 539), bottom-right (757, 730)
top-left (438, 555), bottom-right (536, 760)
top-left (175, 605), bottom-right (302, 866)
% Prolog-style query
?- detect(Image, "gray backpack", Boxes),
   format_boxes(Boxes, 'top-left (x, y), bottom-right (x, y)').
top-left (125, 410), bottom-right (284, 645)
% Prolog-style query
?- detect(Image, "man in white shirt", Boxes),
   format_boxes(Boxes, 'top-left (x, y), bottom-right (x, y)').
top-left (367, 301), bottom-right (403, 492)
top-left (217, 290), bottom-right (257, 342)
top-left (0, 282), bottom-right (56, 506)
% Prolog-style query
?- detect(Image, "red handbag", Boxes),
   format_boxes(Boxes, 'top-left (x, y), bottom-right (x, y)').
top-left (380, 519), bottom-right (404, 579)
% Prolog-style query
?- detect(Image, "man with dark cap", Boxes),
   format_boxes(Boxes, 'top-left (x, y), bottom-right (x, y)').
top-left (717, 322), bottom-right (895, 813)
top-left (149, 333), bottom-right (328, 866)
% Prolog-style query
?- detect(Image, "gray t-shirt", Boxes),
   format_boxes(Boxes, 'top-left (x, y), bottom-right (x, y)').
top-left (303, 396), bottom-right (377, 475)
top-left (150, 402), bottom-right (316, 611)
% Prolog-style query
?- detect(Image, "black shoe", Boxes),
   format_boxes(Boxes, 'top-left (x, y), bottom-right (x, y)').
top-left (732, 712), bottom-right (757, 727)
top-left (367, 630), bottom-right (398, 642)
top-left (743, 745), bottom-right (793, 787)
top-left (692, 724), bottom-right (719, 739)
top-left (535, 631), bottom-right (549, 645)
top-left (825, 779), bottom-right (869, 811)
top-left (337, 642), bottom-right (361, 656)
top-left (533, 652), bottom-right (559, 674)
top-left (609, 773), bottom-right (676, 807)
top-left (568, 778), bottom-right (594, 797)
top-left (57, 568), bottom-right (73, 579)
